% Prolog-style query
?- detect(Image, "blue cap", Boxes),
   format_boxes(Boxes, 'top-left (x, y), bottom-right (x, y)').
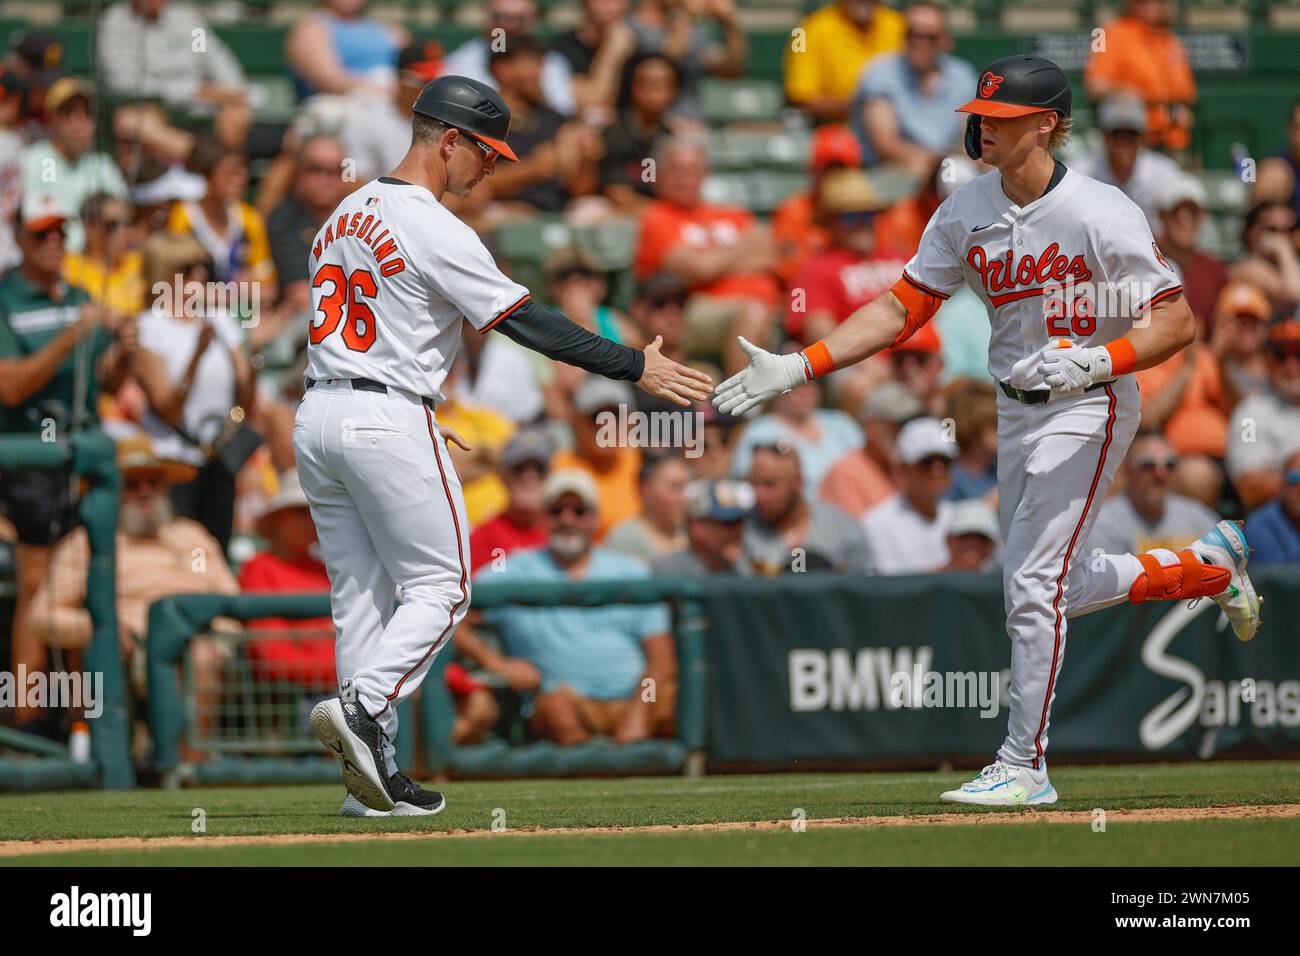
top-left (685, 479), bottom-right (755, 522)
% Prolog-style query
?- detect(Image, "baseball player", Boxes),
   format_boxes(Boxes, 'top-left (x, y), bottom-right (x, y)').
top-left (298, 76), bottom-right (711, 816)
top-left (715, 56), bottom-right (1262, 806)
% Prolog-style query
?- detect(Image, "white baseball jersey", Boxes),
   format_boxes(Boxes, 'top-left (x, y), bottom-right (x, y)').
top-left (895, 164), bottom-right (1198, 772)
top-left (295, 175), bottom-right (530, 779)
top-left (305, 177), bottom-right (530, 401)
top-left (901, 168), bottom-right (1182, 386)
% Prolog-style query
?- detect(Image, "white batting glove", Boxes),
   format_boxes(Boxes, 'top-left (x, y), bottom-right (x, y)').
top-left (711, 336), bottom-right (807, 416)
top-left (1007, 342), bottom-right (1053, 390)
top-left (1038, 343), bottom-right (1115, 394)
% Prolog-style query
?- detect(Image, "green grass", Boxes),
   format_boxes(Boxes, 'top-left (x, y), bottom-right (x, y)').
top-left (1, 761), bottom-right (1297, 865)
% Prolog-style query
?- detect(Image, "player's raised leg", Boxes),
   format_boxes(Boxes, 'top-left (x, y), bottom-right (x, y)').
top-left (1065, 521), bottom-right (1260, 641)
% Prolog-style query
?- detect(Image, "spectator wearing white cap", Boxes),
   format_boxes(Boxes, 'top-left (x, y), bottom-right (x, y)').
top-left (942, 499), bottom-right (999, 572)
top-left (820, 381), bottom-right (921, 519)
top-left (1075, 92), bottom-right (1181, 232)
top-left (654, 478), bottom-right (755, 577)
top-left (473, 468), bottom-right (678, 745)
top-left (1153, 173), bottom-right (1227, 325)
top-left (860, 416), bottom-right (955, 574)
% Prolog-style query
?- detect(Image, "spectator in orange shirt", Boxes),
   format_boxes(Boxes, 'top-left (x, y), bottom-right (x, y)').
top-left (1211, 281), bottom-right (1272, 398)
top-left (786, 168), bottom-right (908, 346)
top-left (551, 376), bottom-right (643, 537)
top-left (1084, 0), bottom-right (1196, 152)
top-left (771, 124), bottom-right (862, 289)
top-left (873, 154), bottom-right (952, 256)
top-left (1135, 284), bottom-right (1266, 464)
top-left (634, 135), bottom-right (779, 375)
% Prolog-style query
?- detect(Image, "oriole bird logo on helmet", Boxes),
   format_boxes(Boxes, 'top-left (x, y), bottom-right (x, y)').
top-left (978, 71), bottom-right (1005, 98)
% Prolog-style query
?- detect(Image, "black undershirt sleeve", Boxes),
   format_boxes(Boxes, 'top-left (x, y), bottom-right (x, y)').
top-left (493, 298), bottom-right (645, 383)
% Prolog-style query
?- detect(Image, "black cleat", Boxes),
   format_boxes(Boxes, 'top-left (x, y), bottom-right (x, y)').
top-left (311, 690), bottom-right (395, 812)
top-left (339, 774), bottom-right (446, 817)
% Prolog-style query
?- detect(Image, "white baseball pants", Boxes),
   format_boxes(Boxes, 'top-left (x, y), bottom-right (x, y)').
top-left (994, 377), bottom-right (1146, 769)
top-left (293, 379), bottom-right (471, 775)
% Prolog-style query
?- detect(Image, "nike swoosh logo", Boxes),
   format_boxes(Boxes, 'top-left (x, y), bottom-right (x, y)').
top-left (971, 222), bottom-right (996, 232)
top-left (1069, 359), bottom-right (1090, 371)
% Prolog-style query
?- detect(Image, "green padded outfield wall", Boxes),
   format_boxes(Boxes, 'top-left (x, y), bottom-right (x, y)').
top-left (701, 569), bottom-right (1300, 767)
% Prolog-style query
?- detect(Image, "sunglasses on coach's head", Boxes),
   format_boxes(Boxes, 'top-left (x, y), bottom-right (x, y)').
top-left (548, 501), bottom-right (591, 518)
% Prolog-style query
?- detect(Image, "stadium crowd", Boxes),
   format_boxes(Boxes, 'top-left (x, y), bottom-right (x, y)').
top-left (1, 0), bottom-right (1298, 760)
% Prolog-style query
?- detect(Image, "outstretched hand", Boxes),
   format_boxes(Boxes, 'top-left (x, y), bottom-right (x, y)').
top-left (711, 336), bottom-right (806, 416)
top-left (637, 335), bottom-right (713, 407)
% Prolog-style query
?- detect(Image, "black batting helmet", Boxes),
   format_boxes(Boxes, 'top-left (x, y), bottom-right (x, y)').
top-left (411, 75), bottom-right (518, 161)
top-left (957, 55), bottom-right (1072, 160)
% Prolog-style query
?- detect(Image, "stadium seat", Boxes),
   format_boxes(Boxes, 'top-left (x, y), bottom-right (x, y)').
top-left (246, 75), bottom-right (299, 123)
top-left (1199, 169), bottom-right (1251, 212)
top-left (699, 78), bottom-right (786, 126)
top-left (703, 170), bottom-right (809, 214)
top-left (710, 129), bottom-right (811, 171)
top-left (573, 219), bottom-right (638, 271)
top-left (492, 216), bottom-right (573, 262)
top-left (491, 216), bottom-right (574, 293)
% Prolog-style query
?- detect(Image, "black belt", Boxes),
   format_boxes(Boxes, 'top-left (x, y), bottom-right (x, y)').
top-left (998, 380), bottom-right (1108, 405)
top-left (306, 377), bottom-right (435, 409)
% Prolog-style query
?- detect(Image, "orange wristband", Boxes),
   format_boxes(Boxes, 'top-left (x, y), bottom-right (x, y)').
top-left (799, 341), bottom-right (836, 380)
top-left (1104, 338), bottom-right (1137, 376)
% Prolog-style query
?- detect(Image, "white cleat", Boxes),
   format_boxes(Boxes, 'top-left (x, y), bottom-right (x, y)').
top-left (940, 761), bottom-right (1058, 806)
top-left (1190, 519), bottom-right (1262, 642)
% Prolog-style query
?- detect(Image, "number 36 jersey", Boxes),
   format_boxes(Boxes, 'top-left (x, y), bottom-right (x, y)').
top-left (305, 177), bottom-right (530, 401)
top-left (900, 167), bottom-right (1182, 387)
